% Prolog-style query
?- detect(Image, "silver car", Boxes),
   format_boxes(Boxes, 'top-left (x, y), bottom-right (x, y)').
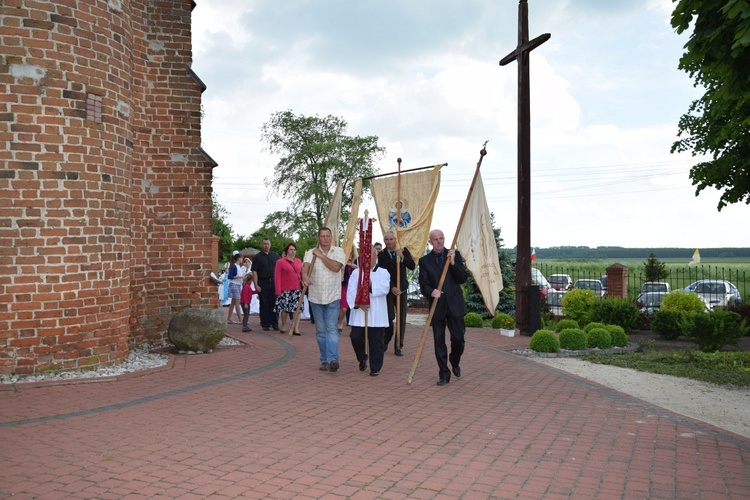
top-left (692, 280), bottom-right (736, 310)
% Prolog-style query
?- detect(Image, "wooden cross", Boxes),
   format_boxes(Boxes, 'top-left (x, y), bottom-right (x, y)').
top-left (499, 0), bottom-right (550, 336)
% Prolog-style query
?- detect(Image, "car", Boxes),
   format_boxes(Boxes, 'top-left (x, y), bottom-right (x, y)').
top-left (573, 279), bottom-right (605, 297)
top-left (531, 267), bottom-right (550, 297)
top-left (637, 291), bottom-right (668, 315)
top-left (545, 289), bottom-right (565, 317)
top-left (548, 274), bottom-right (572, 291)
top-left (639, 282), bottom-right (671, 295)
top-left (685, 280), bottom-right (742, 304)
top-left (599, 275), bottom-right (608, 295)
top-left (690, 279), bottom-right (737, 310)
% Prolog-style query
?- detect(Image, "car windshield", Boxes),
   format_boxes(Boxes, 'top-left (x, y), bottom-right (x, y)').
top-left (549, 276), bottom-right (567, 284)
top-left (643, 294), bottom-right (663, 307)
top-left (577, 281), bottom-right (601, 291)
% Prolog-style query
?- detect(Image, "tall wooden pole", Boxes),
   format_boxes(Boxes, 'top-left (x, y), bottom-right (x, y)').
top-left (499, 0), bottom-right (549, 336)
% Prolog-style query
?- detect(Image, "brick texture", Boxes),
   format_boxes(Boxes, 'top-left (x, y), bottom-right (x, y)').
top-left (0, 0), bottom-right (216, 375)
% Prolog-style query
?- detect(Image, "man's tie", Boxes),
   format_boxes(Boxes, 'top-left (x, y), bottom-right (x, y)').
top-left (436, 252), bottom-right (444, 269)
top-left (390, 250), bottom-right (395, 261)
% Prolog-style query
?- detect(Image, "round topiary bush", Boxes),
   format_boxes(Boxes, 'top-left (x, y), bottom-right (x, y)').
top-left (606, 325), bottom-right (628, 347)
top-left (558, 328), bottom-right (588, 350)
top-left (583, 322), bottom-right (606, 334)
top-left (555, 318), bottom-right (580, 332)
top-left (661, 290), bottom-right (706, 313)
top-left (529, 329), bottom-right (560, 353)
top-left (464, 312), bottom-right (484, 328)
top-left (491, 313), bottom-right (515, 330)
top-left (587, 327), bottom-right (612, 349)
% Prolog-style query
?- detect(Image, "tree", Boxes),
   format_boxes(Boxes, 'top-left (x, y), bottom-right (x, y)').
top-left (464, 214), bottom-right (516, 318)
top-left (212, 193), bottom-right (234, 264)
top-left (671, 0), bottom-right (750, 210)
top-left (643, 252), bottom-right (667, 283)
top-left (260, 110), bottom-right (385, 239)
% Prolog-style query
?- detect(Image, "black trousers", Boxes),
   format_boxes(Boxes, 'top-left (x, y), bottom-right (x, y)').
top-left (258, 279), bottom-right (278, 328)
top-left (349, 326), bottom-right (385, 373)
top-left (384, 291), bottom-right (408, 350)
top-left (431, 314), bottom-right (465, 381)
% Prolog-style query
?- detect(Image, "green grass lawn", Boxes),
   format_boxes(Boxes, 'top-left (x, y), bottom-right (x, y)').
top-left (582, 349), bottom-right (750, 387)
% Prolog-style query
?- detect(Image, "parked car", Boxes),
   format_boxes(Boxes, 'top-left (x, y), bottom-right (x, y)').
top-left (685, 280), bottom-right (742, 304)
top-left (531, 267), bottom-right (550, 297)
top-left (545, 289), bottom-right (565, 318)
top-left (599, 275), bottom-right (608, 295)
top-left (639, 282), bottom-right (671, 295)
top-left (690, 279), bottom-right (737, 310)
top-left (573, 279), bottom-right (605, 297)
top-left (548, 274), bottom-right (572, 291)
top-left (637, 291), bottom-right (668, 315)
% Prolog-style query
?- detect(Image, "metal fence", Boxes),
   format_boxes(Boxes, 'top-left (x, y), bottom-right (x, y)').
top-left (535, 263), bottom-right (747, 304)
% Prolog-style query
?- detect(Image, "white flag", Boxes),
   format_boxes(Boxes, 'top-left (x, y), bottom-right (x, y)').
top-left (455, 171), bottom-right (503, 314)
top-left (689, 249), bottom-right (701, 266)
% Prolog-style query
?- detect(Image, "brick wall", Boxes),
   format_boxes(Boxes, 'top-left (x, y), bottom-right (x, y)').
top-left (0, 0), bottom-right (216, 375)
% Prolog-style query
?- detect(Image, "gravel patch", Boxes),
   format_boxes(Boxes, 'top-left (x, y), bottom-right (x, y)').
top-left (532, 356), bottom-right (750, 439)
top-left (0, 335), bottom-right (244, 385)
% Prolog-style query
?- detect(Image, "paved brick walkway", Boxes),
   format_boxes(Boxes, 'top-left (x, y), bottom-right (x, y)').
top-left (2, 320), bottom-right (749, 498)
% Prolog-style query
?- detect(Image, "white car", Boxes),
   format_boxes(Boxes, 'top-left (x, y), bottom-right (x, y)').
top-left (546, 289), bottom-right (565, 318)
top-left (573, 279), bottom-right (605, 298)
top-left (691, 280), bottom-right (736, 310)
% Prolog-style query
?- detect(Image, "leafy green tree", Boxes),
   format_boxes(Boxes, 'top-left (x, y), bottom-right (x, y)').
top-left (212, 193), bottom-right (234, 264)
top-left (260, 110), bottom-right (385, 239)
top-left (643, 252), bottom-right (667, 282)
top-left (671, 0), bottom-right (750, 210)
top-left (464, 214), bottom-right (516, 318)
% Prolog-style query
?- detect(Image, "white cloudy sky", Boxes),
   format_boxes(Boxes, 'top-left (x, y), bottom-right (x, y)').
top-left (192, 0), bottom-right (747, 250)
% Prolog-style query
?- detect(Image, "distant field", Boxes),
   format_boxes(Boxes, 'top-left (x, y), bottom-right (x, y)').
top-left (536, 258), bottom-right (750, 265)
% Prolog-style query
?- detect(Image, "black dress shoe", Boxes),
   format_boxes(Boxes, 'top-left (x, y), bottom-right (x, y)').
top-left (359, 360), bottom-right (367, 371)
top-left (437, 379), bottom-right (450, 386)
top-left (452, 366), bottom-right (461, 378)
top-left (394, 348), bottom-right (403, 356)
top-left (370, 371), bottom-right (379, 377)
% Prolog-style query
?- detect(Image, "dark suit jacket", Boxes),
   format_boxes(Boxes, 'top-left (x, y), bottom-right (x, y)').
top-left (377, 247), bottom-right (416, 292)
top-left (419, 249), bottom-right (468, 320)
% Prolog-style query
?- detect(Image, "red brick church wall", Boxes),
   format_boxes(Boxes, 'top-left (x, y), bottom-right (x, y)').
top-left (0, 0), bottom-right (216, 375)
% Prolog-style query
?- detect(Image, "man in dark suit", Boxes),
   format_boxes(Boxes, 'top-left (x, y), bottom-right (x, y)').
top-left (377, 230), bottom-right (416, 356)
top-left (418, 229), bottom-right (468, 386)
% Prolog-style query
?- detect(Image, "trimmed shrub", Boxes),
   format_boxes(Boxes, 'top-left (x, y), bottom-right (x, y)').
top-left (587, 327), bottom-right (612, 349)
top-left (650, 309), bottom-right (686, 340)
top-left (591, 298), bottom-right (640, 331)
top-left (555, 319), bottom-right (580, 332)
top-left (529, 329), bottom-right (560, 353)
top-left (491, 313), bottom-right (515, 330)
top-left (606, 325), bottom-right (628, 347)
top-left (583, 322), bottom-right (606, 334)
top-left (561, 288), bottom-right (598, 327)
top-left (728, 303), bottom-right (750, 329)
top-left (464, 312), bottom-right (484, 328)
top-left (686, 309), bottom-right (749, 352)
top-left (558, 328), bottom-right (588, 350)
top-left (661, 290), bottom-right (706, 313)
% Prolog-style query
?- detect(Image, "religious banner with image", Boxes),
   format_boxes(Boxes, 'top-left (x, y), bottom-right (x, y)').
top-left (371, 164), bottom-right (442, 258)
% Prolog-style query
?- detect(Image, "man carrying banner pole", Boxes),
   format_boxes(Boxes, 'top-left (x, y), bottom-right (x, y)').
top-left (409, 143), bottom-right (496, 385)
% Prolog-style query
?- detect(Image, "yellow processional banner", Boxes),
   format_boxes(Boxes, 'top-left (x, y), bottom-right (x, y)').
top-left (371, 165), bottom-right (442, 258)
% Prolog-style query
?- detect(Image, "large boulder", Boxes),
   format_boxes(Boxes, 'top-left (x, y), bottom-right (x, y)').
top-left (168, 308), bottom-right (226, 352)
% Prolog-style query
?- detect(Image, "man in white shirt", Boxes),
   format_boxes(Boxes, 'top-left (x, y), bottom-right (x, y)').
top-left (347, 246), bottom-right (390, 376)
top-left (302, 227), bottom-right (345, 372)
